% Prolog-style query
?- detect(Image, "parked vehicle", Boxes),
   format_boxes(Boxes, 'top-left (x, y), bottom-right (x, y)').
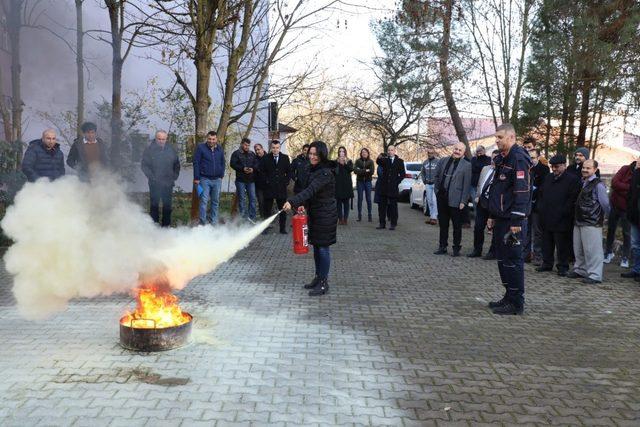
top-left (398, 162), bottom-right (422, 202)
top-left (409, 173), bottom-right (429, 216)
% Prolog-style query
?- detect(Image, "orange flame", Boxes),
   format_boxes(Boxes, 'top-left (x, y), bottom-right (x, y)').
top-left (120, 280), bottom-right (190, 329)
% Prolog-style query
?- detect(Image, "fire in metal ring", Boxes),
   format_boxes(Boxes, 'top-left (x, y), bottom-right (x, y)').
top-left (119, 312), bottom-right (193, 352)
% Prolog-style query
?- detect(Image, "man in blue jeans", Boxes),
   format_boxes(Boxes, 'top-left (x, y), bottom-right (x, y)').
top-left (194, 131), bottom-right (226, 225)
top-left (230, 137), bottom-right (259, 222)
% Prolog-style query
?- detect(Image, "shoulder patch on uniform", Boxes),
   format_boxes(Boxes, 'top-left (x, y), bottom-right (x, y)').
top-left (517, 170), bottom-right (525, 179)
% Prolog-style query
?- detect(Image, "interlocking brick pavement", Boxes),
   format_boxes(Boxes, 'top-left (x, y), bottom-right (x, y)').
top-left (1, 204), bottom-right (640, 426)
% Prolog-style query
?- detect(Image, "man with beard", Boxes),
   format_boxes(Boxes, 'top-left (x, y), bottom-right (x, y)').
top-left (568, 159), bottom-right (610, 284)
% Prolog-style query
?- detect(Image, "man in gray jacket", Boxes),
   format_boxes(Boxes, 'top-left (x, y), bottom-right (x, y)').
top-left (433, 142), bottom-right (472, 256)
top-left (141, 130), bottom-right (181, 227)
top-left (421, 148), bottom-right (439, 225)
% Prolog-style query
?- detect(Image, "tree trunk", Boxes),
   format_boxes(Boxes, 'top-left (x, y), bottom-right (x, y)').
top-left (510, 0), bottom-right (532, 126)
top-left (76, 0), bottom-right (84, 140)
top-left (0, 65), bottom-right (11, 142)
top-left (544, 84), bottom-right (552, 158)
top-left (108, 2), bottom-right (123, 171)
top-left (217, 0), bottom-right (254, 146)
top-left (194, 50), bottom-right (212, 145)
top-left (7, 0), bottom-right (23, 168)
top-left (576, 72), bottom-right (592, 148)
top-left (439, 0), bottom-right (469, 157)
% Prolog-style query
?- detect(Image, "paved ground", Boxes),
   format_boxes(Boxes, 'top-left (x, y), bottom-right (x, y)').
top-left (1, 203), bottom-right (640, 426)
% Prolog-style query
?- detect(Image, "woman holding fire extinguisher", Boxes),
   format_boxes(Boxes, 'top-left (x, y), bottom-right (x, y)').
top-left (283, 141), bottom-right (337, 296)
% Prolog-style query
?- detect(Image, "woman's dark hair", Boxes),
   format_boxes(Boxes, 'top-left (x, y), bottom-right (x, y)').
top-left (338, 146), bottom-right (347, 157)
top-left (309, 140), bottom-right (329, 164)
top-left (360, 148), bottom-right (370, 160)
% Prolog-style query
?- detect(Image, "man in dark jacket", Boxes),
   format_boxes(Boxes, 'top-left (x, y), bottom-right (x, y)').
top-left (261, 140), bottom-right (291, 233)
top-left (21, 129), bottom-right (65, 182)
top-left (254, 143), bottom-right (267, 219)
top-left (566, 147), bottom-right (600, 179)
top-left (67, 122), bottom-right (109, 180)
top-left (536, 154), bottom-right (581, 276)
top-left (230, 137), bottom-right (259, 222)
top-left (433, 142), bottom-right (472, 256)
top-left (624, 160), bottom-right (640, 281)
top-left (486, 124), bottom-right (532, 315)
top-left (604, 161), bottom-right (633, 268)
top-left (290, 144), bottom-right (310, 194)
top-left (141, 131), bottom-right (180, 227)
top-left (375, 145), bottom-right (406, 231)
top-left (194, 130), bottom-right (226, 225)
top-left (524, 148), bottom-right (549, 264)
top-left (470, 145), bottom-right (491, 206)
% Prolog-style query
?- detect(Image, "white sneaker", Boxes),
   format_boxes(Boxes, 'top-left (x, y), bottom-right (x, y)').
top-left (603, 252), bottom-right (614, 264)
top-left (620, 258), bottom-right (630, 268)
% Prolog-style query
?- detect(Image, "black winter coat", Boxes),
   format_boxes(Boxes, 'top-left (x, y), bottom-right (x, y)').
top-left (230, 148), bottom-right (259, 183)
top-left (141, 142), bottom-right (180, 186)
top-left (538, 171), bottom-right (581, 232)
top-left (255, 154), bottom-right (267, 190)
top-left (531, 161), bottom-right (550, 211)
top-left (261, 153), bottom-right (291, 198)
top-left (626, 168), bottom-right (640, 225)
top-left (354, 158), bottom-right (374, 182)
top-left (21, 139), bottom-right (65, 182)
top-left (376, 155), bottom-right (405, 198)
top-left (335, 160), bottom-right (354, 199)
top-left (290, 154), bottom-right (310, 193)
top-left (288, 163), bottom-right (337, 247)
top-left (471, 155), bottom-right (492, 187)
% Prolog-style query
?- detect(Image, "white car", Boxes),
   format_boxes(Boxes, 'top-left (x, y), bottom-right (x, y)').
top-left (409, 174), bottom-right (429, 216)
top-left (398, 162), bottom-right (423, 202)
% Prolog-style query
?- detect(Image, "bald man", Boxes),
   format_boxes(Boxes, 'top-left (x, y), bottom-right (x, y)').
top-left (433, 142), bottom-right (472, 256)
top-left (486, 123), bottom-right (532, 315)
top-left (21, 129), bottom-right (65, 182)
top-left (141, 130), bottom-right (181, 226)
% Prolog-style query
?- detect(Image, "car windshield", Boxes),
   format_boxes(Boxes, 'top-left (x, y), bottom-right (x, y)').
top-left (406, 164), bottom-right (421, 172)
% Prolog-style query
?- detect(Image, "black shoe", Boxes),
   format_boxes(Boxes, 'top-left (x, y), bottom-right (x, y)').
top-left (304, 277), bottom-right (320, 289)
top-left (433, 248), bottom-right (447, 255)
top-left (582, 277), bottom-right (601, 284)
top-left (376, 225), bottom-right (386, 230)
top-left (488, 298), bottom-right (507, 309)
top-left (621, 271), bottom-right (639, 278)
top-left (467, 251), bottom-right (481, 258)
top-left (451, 250), bottom-right (460, 257)
top-left (309, 279), bottom-right (328, 296)
top-left (357, 215), bottom-right (362, 222)
top-left (492, 302), bottom-right (524, 315)
top-left (482, 252), bottom-right (496, 260)
top-left (536, 266), bottom-right (552, 272)
top-left (279, 229), bottom-right (287, 235)
top-left (566, 272), bottom-right (583, 279)
top-left (389, 225), bottom-right (396, 231)
top-left (557, 270), bottom-right (568, 277)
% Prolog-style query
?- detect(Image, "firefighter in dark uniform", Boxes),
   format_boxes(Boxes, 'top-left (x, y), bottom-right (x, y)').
top-left (486, 123), bottom-right (532, 315)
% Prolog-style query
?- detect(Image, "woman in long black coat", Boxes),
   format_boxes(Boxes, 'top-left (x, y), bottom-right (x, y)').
top-left (335, 146), bottom-right (354, 225)
top-left (283, 141), bottom-right (337, 296)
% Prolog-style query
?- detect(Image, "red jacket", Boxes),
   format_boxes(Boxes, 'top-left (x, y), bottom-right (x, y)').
top-left (611, 162), bottom-right (635, 211)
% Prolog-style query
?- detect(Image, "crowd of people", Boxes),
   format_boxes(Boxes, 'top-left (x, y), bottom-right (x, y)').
top-left (20, 122), bottom-right (639, 302)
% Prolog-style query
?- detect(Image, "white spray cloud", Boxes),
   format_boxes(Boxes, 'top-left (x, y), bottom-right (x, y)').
top-left (1, 173), bottom-right (276, 320)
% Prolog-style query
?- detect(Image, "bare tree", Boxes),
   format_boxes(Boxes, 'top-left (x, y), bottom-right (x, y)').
top-left (75, 0), bottom-right (84, 139)
top-left (461, 0), bottom-right (534, 127)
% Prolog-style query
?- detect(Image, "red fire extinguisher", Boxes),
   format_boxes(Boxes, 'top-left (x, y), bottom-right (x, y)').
top-left (292, 206), bottom-right (309, 255)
